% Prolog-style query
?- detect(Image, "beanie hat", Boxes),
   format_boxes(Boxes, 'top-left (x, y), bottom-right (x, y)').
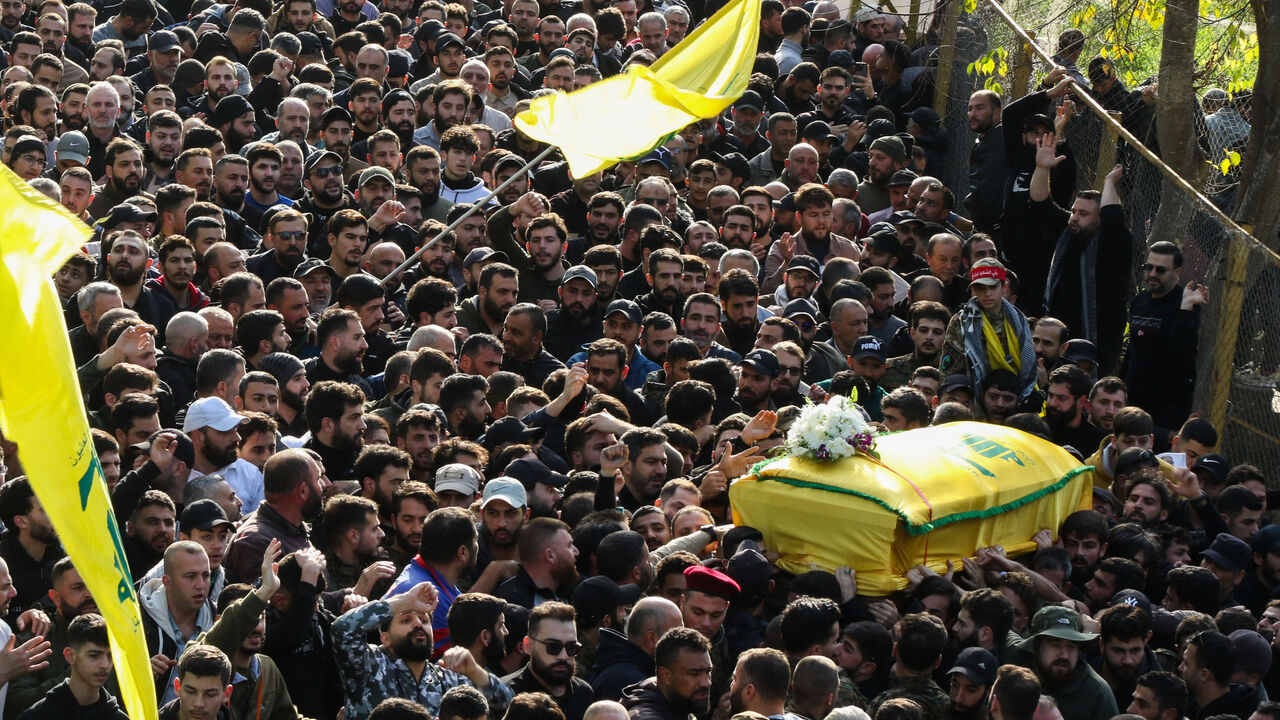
top-left (259, 352), bottom-right (305, 385)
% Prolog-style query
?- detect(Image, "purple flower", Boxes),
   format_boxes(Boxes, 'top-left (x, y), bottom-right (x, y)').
top-left (816, 444), bottom-right (830, 460)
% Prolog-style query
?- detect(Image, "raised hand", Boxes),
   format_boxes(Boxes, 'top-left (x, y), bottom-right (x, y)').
top-left (740, 410), bottom-right (778, 445)
top-left (1034, 133), bottom-right (1066, 169)
top-left (1182, 281), bottom-right (1210, 309)
top-left (257, 539), bottom-right (283, 600)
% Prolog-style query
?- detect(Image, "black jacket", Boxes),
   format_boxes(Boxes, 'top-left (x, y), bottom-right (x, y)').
top-left (590, 629), bottom-right (653, 702)
top-left (1120, 287), bottom-right (1199, 432)
top-left (17, 680), bottom-right (129, 720)
top-left (263, 579), bottom-right (344, 720)
top-left (621, 677), bottom-right (691, 720)
top-left (156, 351), bottom-right (200, 408)
top-left (505, 664), bottom-right (595, 720)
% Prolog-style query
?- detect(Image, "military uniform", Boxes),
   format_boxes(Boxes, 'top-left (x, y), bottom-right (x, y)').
top-left (881, 351), bottom-right (943, 390)
top-left (331, 600), bottom-right (514, 720)
top-left (868, 674), bottom-right (951, 720)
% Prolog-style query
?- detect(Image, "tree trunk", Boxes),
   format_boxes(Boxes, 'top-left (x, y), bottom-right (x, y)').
top-left (1233, 0), bottom-right (1280, 249)
top-left (1148, 0), bottom-right (1202, 245)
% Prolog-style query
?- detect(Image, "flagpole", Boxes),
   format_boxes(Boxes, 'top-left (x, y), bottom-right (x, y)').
top-left (382, 144), bottom-right (558, 286)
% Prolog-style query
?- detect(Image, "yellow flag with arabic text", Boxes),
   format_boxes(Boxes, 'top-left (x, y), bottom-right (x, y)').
top-left (0, 166), bottom-right (157, 720)
top-left (514, 0), bottom-right (761, 177)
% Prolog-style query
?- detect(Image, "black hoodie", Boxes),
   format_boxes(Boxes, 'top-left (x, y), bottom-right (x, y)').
top-left (17, 679), bottom-right (129, 720)
top-left (591, 629), bottom-right (655, 702)
top-left (621, 677), bottom-right (693, 720)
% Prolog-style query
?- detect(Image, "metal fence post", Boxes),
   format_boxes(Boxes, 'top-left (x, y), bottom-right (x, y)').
top-left (1205, 232), bottom-right (1250, 432)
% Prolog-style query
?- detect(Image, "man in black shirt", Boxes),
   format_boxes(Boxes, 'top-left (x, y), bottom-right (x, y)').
top-left (501, 303), bottom-right (566, 388)
top-left (545, 266), bottom-right (603, 362)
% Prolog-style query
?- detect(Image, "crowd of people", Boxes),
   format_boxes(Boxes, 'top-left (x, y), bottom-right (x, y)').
top-left (0, 0), bottom-right (1263, 718)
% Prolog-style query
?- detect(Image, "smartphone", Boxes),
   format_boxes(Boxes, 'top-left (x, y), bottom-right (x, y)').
top-left (854, 61), bottom-right (869, 78)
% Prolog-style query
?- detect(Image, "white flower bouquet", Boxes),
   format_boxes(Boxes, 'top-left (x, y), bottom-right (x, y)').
top-left (782, 395), bottom-right (878, 462)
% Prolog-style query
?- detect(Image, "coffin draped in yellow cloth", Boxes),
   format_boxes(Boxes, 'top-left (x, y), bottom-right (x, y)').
top-left (729, 421), bottom-right (1092, 595)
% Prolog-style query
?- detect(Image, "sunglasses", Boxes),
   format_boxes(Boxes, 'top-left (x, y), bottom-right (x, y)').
top-left (532, 638), bottom-right (582, 657)
top-left (1140, 263), bottom-right (1170, 275)
top-left (276, 231), bottom-right (307, 242)
top-left (640, 196), bottom-right (670, 207)
top-left (310, 164), bottom-right (342, 178)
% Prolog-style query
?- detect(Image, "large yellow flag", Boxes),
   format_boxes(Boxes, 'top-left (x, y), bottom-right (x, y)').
top-left (514, 0), bottom-right (761, 177)
top-left (0, 167), bottom-right (157, 720)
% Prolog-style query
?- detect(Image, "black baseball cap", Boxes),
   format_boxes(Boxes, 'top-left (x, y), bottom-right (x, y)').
top-left (742, 349), bottom-right (780, 377)
top-left (712, 151), bottom-right (750, 181)
top-left (605, 299), bottom-right (642, 325)
top-left (783, 297), bottom-right (819, 322)
top-left (947, 647), bottom-right (997, 687)
top-left (940, 374), bottom-right (973, 393)
top-left (851, 335), bottom-right (886, 363)
top-left (1202, 532), bottom-right (1251, 572)
top-left (505, 457), bottom-right (570, 490)
top-left (180, 498), bottom-right (234, 532)
top-left (785, 255), bottom-right (820, 278)
top-left (572, 576), bottom-right (643, 627)
top-left (479, 416), bottom-right (545, 452)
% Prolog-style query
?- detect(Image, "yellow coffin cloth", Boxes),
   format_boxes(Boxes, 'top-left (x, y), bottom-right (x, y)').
top-left (729, 422), bottom-right (1092, 595)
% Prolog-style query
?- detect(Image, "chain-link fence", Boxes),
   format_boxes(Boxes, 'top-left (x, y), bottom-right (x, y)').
top-left (914, 0), bottom-right (1278, 471)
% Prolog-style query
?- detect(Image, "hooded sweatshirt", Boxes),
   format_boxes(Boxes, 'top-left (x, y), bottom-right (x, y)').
top-left (590, 629), bottom-right (654, 702)
top-left (16, 679), bottom-right (129, 720)
top-left (139, 577), bottom-right (215, 705)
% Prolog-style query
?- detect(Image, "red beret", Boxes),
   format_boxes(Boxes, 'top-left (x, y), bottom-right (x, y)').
top-left (683, 565), bottom-right (741, 599)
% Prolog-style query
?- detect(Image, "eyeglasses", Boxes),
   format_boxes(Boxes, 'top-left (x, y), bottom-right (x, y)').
top-left (276, 231), bottom-right (307, 242)
top-left (1140, 263), bottom-right (1170, 275)
top-left (531, 638), bottom-right (582, 657)
top-left (640, 197), bottom-right (669, 207)
top-left (18, 153), bottom-right (43, 164)
top-left (779, 366), bottom-right (802, 377)
top-left (310, 164), bottom-right (342, 178)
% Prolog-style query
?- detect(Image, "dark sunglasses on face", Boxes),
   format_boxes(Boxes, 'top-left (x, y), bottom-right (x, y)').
top-left (532, 638), bottom-right (582, 657)
top-left (310, 164), bottom-right (342, 178)
top-left (1140, 263), bottom-right (1170, 275)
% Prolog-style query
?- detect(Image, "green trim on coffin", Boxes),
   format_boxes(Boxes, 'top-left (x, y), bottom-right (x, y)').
top-left (746, 463), bottom-right (1094, 536)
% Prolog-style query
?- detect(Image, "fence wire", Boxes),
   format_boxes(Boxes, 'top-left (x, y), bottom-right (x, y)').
top-left (915, 0), bottom-right (1276, 472)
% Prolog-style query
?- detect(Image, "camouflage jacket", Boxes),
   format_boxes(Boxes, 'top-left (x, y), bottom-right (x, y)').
top-left (332, 600), bottom-right (514, 720)
top-left (868, 673), bottom-right (951, 720)
top-left (881, 351), bottom-right (943, 391)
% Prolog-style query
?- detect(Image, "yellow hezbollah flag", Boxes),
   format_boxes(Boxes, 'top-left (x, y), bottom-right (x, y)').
top-left (0, 166), bottom-right (157, 720)
top-left (514, 0), bottom-right (760, 177)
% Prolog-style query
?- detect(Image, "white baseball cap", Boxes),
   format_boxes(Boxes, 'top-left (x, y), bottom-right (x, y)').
top-left (481, 477), bottom-right (527, 509)
top-left (435, 463), bottom-right (482, 496)
top-left (182, 396), bottom-right (247, 433)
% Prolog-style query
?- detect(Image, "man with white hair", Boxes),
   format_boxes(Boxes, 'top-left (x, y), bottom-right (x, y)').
top-left (159, 311), bottom-right (210, 406)
top-left (409, 324), bottom-right (460, 360)
top-left (83, 81), bottom-right (120, 178)
top-left (661, 5), bottom-right (690, 46)
top-left (634, 12), bottom-right (668, 58)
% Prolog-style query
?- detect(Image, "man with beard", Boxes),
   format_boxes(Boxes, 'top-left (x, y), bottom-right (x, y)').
top-left (716, 269), bottom-right (761, 358)
top-left (258, 352), bottom-right (311, 437)
top-left (860, 267), bottom-right (906, 346)
top-left (331, 579), bottom-right (513, 720)
top-left (88, 137), bottom-right (145, 220)
top-left (395, 412), bottom-right (443, 486)
top-left (276, 141), bottom-right (305, 201)
top-left (450, 593), bottom-right (510, 676)
top-left (185, 395), bottom-right (249, 478)
top-left (595, 428), bottom-right (666, 512)
top-left (493, 208), bottom-right (568, 308)
top-left (460, 262), bottom-right (519, 338)
top-left (1031, 317), bottom-right (1068, 384)
top-left (102, 230), bottom-right (177, 339)
top-left (375, 91), bottom-right (415, 154)
top-left (637, 249), bottom-right (684, 323)
top-left (225, 449), bottom-right (329, 583)
top-left (386, 481), bottom-right (434, 571)
top-left (248, 210), bottom-right (308, 286)
top-left (868, 613), bottom-right (950, 720)
top-left (141, 111), bottom-right (182, 193)
top-left (242, 143), bottom-right (294, 227)
top-left (414, 80), bottom-right (472, 151)
top-left (764, 255), bottom-right (819, 314)
top-left (472, 477), bottom-right (528, 582)
top-left (726, 648), bottom-right (791, 719)
top-left (306, 306), bottom-right (372, 395)
top-left (148, 235), bottom-right (208, 313)
top-left (881, 301), bottom-right (948, 390)
top-left (496, 517), bottom-right (579, 608)
top-left (1045, 364), bottom-right (1107, 450)
top-left (213, 154), bottom-right (249, 214)
top-left (212, 96), bottom-right (258, 158)
top-left (964, 89), bottom-right (1008, 233)
top-left (303, 380), bottom-right (367, 482)
top-left (762, 184), bottom-right (859, 294)
top-left (123, 490), bottom-right (176, 587)
top-left (945, 647), bottom-right (998, 720)
top-left (441, 374), bottom-right (491, 441)
top-left (507, 602), bottom-right (595, 720)
top-left (322, 494), bottom-right (393, 596)
top-left (1121, 241), bottom-right (1205, 446)
top-left (950, 589), bottom-right (1017, 663)
top-left (264, 98), bottom-right (310, 148)
top-left (1091, 603), bottom-right (1159, 710)
top-left (855, 136), bottom-right (907, 215)
top-left (59, 85), bottom-right (88, 135)
top-left (347, 78), bottom-right (383, 146)
top-left (1032, 138), bottom-right (1131, 372)
top-left (173, 148), bottom-right (214, 203)
top-left (317, 105), bottom-right (370, 185)
top-left (182, 57), bottom-right (238, 121)
top-left (1021, 606), bottom-right (1116, 720)
top-left (7, 558), bottom-right (104, 710)
top-left (622, 627), bottom-right (712, 720)
top-left (735, 349), bottom-right (779, 415)
top-left (406, 146), bottom-right (453, 223)
top-left (545, 266), bottom-right (603, 362)
top-left (501, 303), bottom-right (566, 389)
top-left (1118, 470), bottom-right (1173, 530)
top-left (583, 339), bottom-right (652, 425)
top-left (386, 507), bottom-right (478, 656)
top-left (298, 150), bottom-right (355, 258)
top-left (682, 293), bottom-right (741, 363)
top-left (484, 46), bottom-right (523, 118)
top-left (83, 79), bottom-right (121, 179)
top-left (0, 476), bottom-right (66, 620)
